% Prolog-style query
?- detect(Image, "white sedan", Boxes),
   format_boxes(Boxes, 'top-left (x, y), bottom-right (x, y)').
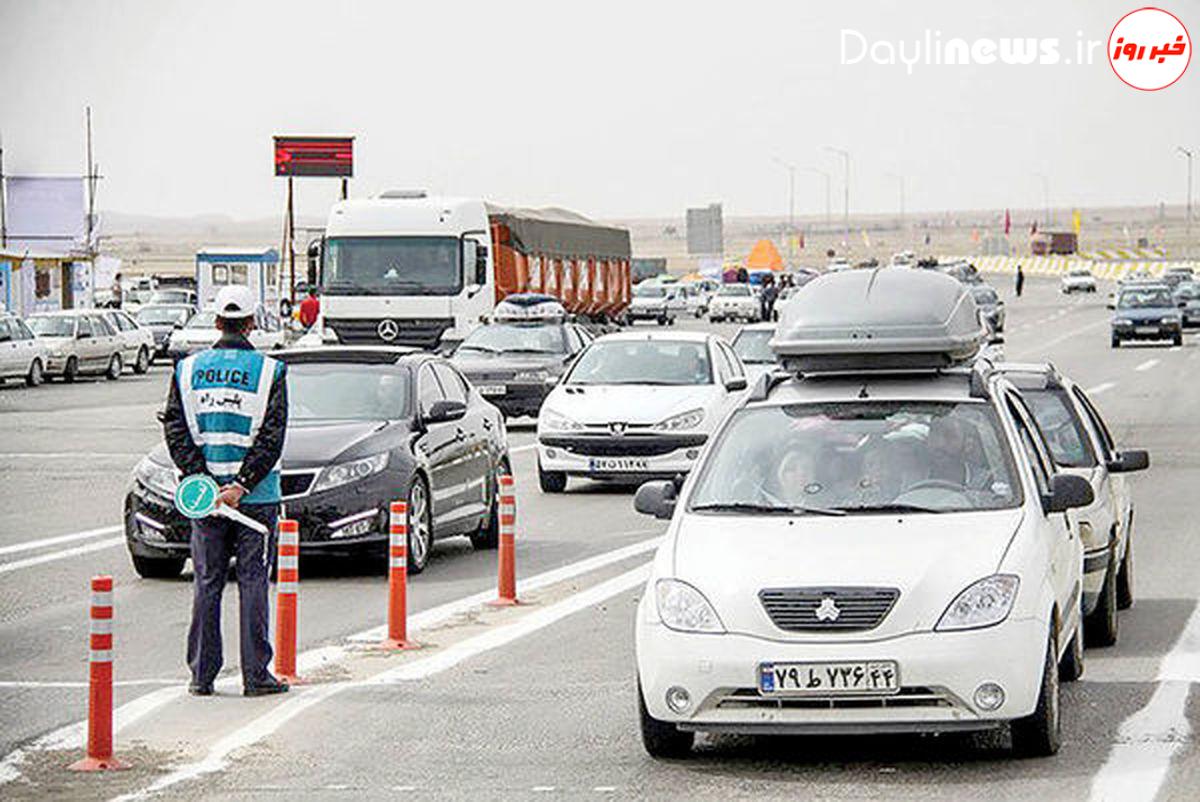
top-left (1060, 269), bottom-right (1097, 294)
top-left (98, 308), bottom-right (157, 373)
top-left (535, 331), bottom-right (749, 492)
top-left (166, 307), bottom-right (285, 362)
top-left (633, 366), bottom-right (1092, 758)
top-left (708, 284), bottom-right (760, 323)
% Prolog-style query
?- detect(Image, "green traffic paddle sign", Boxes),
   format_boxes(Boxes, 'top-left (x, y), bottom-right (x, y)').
top-left (175, 474), bottom-right (220, 519)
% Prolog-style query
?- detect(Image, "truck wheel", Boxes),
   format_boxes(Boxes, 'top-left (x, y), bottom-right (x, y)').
top-left (638, 682), bottom-right (694, 759)
top-left (538, 461), bottom-right (566, 493)
top-left (1011, 629), bottom-right (1061, 757)
top-left (1085, 555), bottom-right (1119, 648)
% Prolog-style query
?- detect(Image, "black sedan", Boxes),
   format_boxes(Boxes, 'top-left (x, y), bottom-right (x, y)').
top-left (134, 304), bottom-right (195, 358)
top-left (125, 347), bottom-right (510, 577)
top-left (450, 319), bottom-right (593, 419)
top-left (1111, 284), bottom-right (1183, 347)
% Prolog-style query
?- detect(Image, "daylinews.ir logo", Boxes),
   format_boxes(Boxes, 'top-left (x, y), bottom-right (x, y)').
top-left (1108, 7), bottom-right (1191, 91)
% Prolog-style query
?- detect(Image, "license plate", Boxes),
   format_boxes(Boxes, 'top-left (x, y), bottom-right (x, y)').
top-left (477, 384), bottom-right (506, 396)
top-left (758, 661), bottom-right (900, 696)
top-left (587, 457), bottom-right (650, 472)
top-left (1135, 326), bottom-right (1158, 335)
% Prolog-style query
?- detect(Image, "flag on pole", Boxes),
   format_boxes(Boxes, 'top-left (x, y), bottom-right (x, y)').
top-left (1030, 219), bottom-right (1038, 236)
top-left (1004, 209), bottom-right (1011, 236)
top-left (1072, 209), bottom-right (1082, 236)
top-left (798, 232), bottom-right (805, 250)
top-left (861, 229), bottom-right (871, 248)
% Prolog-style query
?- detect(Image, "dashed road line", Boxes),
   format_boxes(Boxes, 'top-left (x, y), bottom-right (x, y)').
top-left (1135, 358), bottom-right (1160, 372)
top-left (0, 524), bottom-right (121, 557)
top-left (0, 536), bottom-right (124, 576)
top-left (1087, 382), bottom-right (1117, 396)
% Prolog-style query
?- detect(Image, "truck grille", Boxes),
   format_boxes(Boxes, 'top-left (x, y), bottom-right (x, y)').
top-left (326, 318), bottom-right (454, 348)
top-left (759, 587), bottom-right (900, 632)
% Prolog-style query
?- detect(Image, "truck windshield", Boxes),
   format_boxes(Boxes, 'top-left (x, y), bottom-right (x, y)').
top-left (323, 237), bottom-right (462, 296)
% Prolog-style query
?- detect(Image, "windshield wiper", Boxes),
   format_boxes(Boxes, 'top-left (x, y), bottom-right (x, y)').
top-left (324, 281), bottom-right (378, 295)
top-left (691, 502), bottom-right (846, 517)
top-left (458, 344), bottom-right (501, 353)
top-left (835, 503), bottom-right (945, 515)
top-left (500, 347), bottom-right (558, 355)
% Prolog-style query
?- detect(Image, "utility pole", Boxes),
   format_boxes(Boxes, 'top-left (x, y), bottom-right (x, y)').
top-left (771, 158), bottom-right (796, 257)
top-left (1179, 146), bottom-right (1194, 259)
top-left (0, 130), bottom-right (7, 249)
top-left (805, 167), bottom-right (832, 230)
top-left (825, 146), bottom-right (850, 248)
top-left (85, 106), bottom-right (97, 257)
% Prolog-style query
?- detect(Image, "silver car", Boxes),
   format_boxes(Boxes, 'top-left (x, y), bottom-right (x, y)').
top-left (0, 314), bottom-right (51, 387)
top-left (98, 309), bottom-right (157, 373)
top-left (27, 310), bottom-right (126, 381)
top-left (999, 363), bottom-right (1148, 647)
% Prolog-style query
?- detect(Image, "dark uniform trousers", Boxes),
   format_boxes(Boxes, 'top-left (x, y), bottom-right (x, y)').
top-left (187, 503), bottom-right (278, 687)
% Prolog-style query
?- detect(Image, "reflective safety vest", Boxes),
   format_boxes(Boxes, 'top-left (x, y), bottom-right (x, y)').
top-left (177, 347), bottom-right (283, 504)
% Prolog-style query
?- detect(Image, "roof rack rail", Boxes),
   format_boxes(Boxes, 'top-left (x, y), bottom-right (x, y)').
top-left (749, 369), bottom-right (792, 401)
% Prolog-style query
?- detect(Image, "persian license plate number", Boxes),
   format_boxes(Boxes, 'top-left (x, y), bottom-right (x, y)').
top-left (758, 661), bottom-right (900, 696)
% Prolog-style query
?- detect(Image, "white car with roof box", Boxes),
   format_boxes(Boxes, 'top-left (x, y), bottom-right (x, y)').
top-left (708, 283), bottom-right (759, 323)
top-left (633, 268), bottom-right (1092, 758)
top-left (535, 331), bottom-right (749, 492)
top-left (998, 363), bottom-right (1147, 646)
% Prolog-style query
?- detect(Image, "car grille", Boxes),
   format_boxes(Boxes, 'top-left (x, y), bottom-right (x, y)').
top-left (759, 587), bottom-right (900, 632)
top-left (326, 317), bottom-right (454, 348)
top-left (281, 470), bottom-right (318, 499)
top-left (539, 433), bottom-right (707, 457)
top-left (714, 686), bottom-right (953, 710)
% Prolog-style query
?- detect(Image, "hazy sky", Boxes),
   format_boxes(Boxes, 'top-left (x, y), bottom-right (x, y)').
top-left (1, 0), bottom-right (1197, 223)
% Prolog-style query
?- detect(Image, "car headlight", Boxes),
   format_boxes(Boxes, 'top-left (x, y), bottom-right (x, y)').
top-left (311, 453), bottom-right (389, 493)
top-left (540, 409), bottom-right (584, 432)
top-left (1162, 315), bottom-right (1181, 324)
top-left (135, 456), bottom-right (179, 499)
top-left (513, 369), bottom-right (550, 384)
top-left (653, 408), bottom-right (705, 431)
top-left (936, 574), bottom-right (1020, 631)
top-left (655, 579), bottom-right (725, 633)
top-left (1113, 319), bottom-right (1133, 326)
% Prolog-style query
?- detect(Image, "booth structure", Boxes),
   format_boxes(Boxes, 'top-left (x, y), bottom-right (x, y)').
top-left (195, 248), bottom-right (280, 312)
top-left (0, 250), bottom-right (93, 316)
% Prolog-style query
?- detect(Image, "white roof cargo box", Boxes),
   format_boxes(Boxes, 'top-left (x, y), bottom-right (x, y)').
top-left (771, 268), bottom-right (984, 374)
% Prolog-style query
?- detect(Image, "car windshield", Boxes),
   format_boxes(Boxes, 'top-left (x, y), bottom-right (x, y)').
top-left (689, 401), bottom-right (1022, 514)
top-left (568, 339), bottom-right (712, 385)
top-left (1175, 283), bottom-right (1199, 300)
top-left (458, 323), bottom-right (565, 354)
top-left (719, 285), bottom-right (750, 297)
top-left (1020, 389), bottom-right (1096, 468)
top-left (137, 306), bottom-right (191, 325)
top-left (971, 287), bottom-right (999, 305)
top-left (634, 285), bottom-right (666, 298)
top-left (186, 311), bottom-right (218, 329)
top-left (287, 363), bottom-right (411, 421)
top-left (323, 236), bottom-right (462, 296)
top-left (149, 290), bottom-right (191, 305)
top-left (28, 316), bottom-right (75, 337)
top-left (1118, 288), bottom-right (1172, 309)
top-left (731, 329), bottom-right (775, 364)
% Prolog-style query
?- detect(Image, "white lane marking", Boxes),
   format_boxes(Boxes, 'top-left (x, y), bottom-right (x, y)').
top-left (1087, 382), bottom-right (1117, 397)
top-left (0, 525), bottom-right (121, 557)
top-left (1088, 600), bottom-right (1200, 802)
top-left (511, 444), bottom-right (536, 454)
top-left (0, 679), bottom-right (181, 689)
top-left (0, 536), bottom-right (123, 576)
top-left (1134, 359), bottom-right (1160, 372)
top-left (112, 564), bottom-right (649, 801)
top-left (1010, 318), bottom-right (1110, 359)
top-left (0, 452), bottom-right (143, 459)
top-left (0, 530), bottom-right (662, 785)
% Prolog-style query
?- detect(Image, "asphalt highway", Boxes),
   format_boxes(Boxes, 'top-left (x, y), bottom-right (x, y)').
top-left (1, 275), bottom-right (1198, 801)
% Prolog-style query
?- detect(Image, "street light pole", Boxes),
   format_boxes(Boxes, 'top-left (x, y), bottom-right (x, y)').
top-left (772, 158), bottom-right (797, 258)
top-left (1179, 146), bottom-right (1194, 259)
top-left (1034, 172), bottom-right (1050, 228)
top-left (805, 167), bottom-right (831, 230)
top-left (825, 146), bottom-right (850, 249)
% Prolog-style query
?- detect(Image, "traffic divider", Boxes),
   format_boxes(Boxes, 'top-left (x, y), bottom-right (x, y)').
top-left (68, 575), bottom-right (129, 772)
top-left (489, 474), bottom-right (520, 607)
top-left (380, 500), bottom-right (419, 649)
top-left (274, 518), bottom-right (301, 683)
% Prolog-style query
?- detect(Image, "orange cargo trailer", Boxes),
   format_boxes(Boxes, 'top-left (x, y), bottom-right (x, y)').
top-left (487, 205), bottom-right (631, 322)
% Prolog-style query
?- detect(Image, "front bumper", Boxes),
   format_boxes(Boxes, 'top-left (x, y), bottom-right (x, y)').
top-left (537, 433), bottom-right (707, 479)
top-left (709, 304), bottom-right (757, 320)
top-left (1112, 322), bottom-right (1181, 341)
top-left (124, 468), bottom-right (408, 558)
top-left (469, 381), bottom-right (554, 418)
top-left (636, 615), bottom-right (1050, 734)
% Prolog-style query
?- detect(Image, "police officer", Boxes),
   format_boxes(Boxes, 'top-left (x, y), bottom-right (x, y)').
top-left (160, 285), bottom-right (289, 697)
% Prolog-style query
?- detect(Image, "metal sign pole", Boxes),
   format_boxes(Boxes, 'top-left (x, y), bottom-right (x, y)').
top-left (287, 176), bottom-right (295, 308)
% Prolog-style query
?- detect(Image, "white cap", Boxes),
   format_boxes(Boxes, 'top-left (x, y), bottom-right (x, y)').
top-left (213, 285), bottom-right (257, 319)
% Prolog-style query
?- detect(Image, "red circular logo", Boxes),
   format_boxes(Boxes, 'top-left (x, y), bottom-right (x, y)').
top-left (1108, 7), bottom-right (1191, 90)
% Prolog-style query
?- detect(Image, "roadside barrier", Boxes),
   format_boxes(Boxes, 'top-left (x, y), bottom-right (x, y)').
top-left (69, 575), bottom-right (128, 771)
top-left (490, 474), bottom-right (520, 606)
top-left (274, 519), bottom-right (301, 683)
top-left (381, 500), bottom-right (417, 649)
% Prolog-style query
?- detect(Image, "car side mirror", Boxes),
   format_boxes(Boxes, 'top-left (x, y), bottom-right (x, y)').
top-left (724, 377), bottom-right (748, 392)
top-left (1044, 473), bottom-right (1094, 513)
top-left (1107, 449), bottom-right (1149, 474)
top-left (424, 399), bottom-right (467, 424)
top-left (634, 480), bottom-right (678, 520)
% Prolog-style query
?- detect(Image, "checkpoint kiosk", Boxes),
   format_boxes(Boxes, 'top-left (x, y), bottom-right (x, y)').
top-left (195, 248), bottom-right (280, 314)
